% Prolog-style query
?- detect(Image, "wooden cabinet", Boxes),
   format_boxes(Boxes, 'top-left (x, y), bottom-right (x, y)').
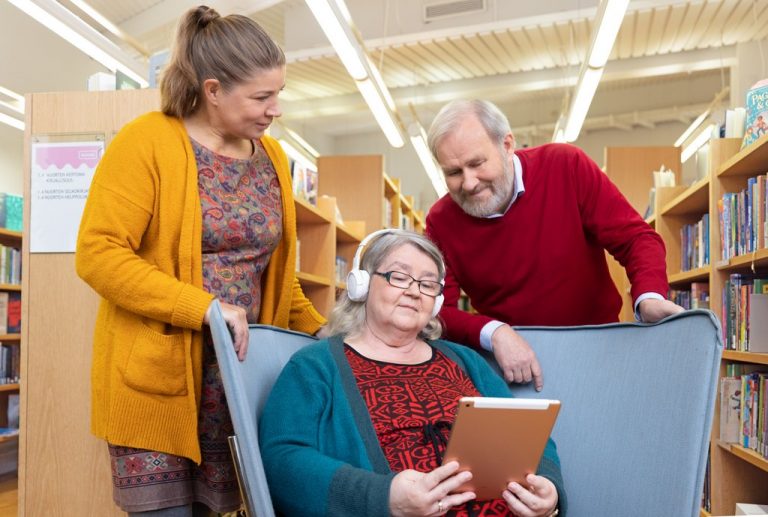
top-left (649, 137), bottom-right (768, 514)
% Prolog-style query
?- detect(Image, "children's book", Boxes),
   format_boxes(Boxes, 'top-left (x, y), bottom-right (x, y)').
top-left (742, 79), bottom-right (768, 149)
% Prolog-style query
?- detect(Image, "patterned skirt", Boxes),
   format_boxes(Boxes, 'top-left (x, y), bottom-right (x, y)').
top-left (108, 335), bottom-right (241, 513)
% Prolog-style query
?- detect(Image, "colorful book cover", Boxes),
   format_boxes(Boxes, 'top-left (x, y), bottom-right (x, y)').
top-left (6, 291), bottom-right (20, 334)
top-left (742, 79), bottom-right (768, 149)
top-left (4, 195), bottom-right (22, 232)
top-left (720, 376), bottom-right (742, 444)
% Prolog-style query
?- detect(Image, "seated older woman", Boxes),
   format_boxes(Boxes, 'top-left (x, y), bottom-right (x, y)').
top-left (259, 230), bottom-right (566, 516)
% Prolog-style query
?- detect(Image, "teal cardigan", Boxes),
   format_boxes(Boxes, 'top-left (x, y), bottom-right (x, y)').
top-left (259, 335), bottom-right (567, 516)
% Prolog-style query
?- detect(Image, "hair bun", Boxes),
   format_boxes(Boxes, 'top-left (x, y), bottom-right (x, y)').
top-left (194, 5), bottom-right (220, 28)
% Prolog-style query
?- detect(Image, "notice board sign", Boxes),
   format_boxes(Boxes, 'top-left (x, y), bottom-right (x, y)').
top-left (30, 134), bottom-right (105, 252)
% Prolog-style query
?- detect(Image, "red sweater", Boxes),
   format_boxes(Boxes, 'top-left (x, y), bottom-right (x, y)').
top-left (426, 143), bottom-right (668, 349)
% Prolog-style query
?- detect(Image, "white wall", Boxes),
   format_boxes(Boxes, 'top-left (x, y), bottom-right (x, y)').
top-left (0, 125), bottom-right (24, 196)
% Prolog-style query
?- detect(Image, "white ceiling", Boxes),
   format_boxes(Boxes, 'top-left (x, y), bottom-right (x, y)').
top-left (1, 0), bottom-right (756, 140)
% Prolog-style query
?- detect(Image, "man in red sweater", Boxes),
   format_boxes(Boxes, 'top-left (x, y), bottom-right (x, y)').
top-left (425, 99), bottom-right (683, 390)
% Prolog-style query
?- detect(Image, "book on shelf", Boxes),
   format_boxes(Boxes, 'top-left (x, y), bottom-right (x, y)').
top-left (718, 172), bottom-right (768, 261)
top-left (680, 215), bottom-right (710, 271)
top-left (748, 293), bottom-right (768, 353)
top-left (0, 193), bottom-right (22, 232)
top-left (290, 160), bottom-right (318, 206)
top-left (742, 79), bottom-right (768, 150)
top-left (0, 344), bottom-right (19, 384)
top-left (6, 291), bottom-right (19, 334)
top-left (720, 376), bottom-right (742, 444)
top-left (7, 393), bottom-right (17, 428)
top-left (0, 293), bottom-right (7, 335)
top-left (669, 282), bottom-right (709, 310)
top-left (720, 365), bottom-right (768, 459)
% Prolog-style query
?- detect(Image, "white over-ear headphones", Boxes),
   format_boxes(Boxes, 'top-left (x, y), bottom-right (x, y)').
top-left (346, 229), bottom-right (445, 318)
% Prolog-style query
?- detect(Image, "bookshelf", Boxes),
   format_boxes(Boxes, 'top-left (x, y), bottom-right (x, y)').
top-left (293, 195), bottom-right (366, 315)
top-left (0, 227), bottom-right (20, 480)
top-left (316, 155), bottom-right (426, 236)
top-left (648, 136), bottom-right (768, 514)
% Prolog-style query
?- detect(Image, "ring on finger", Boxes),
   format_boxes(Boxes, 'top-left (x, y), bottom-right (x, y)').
top-left (437, 500), bottom-right (444, 513)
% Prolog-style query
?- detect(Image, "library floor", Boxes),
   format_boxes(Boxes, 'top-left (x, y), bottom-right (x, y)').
top-left (0, 474), bottom-right (16, 516)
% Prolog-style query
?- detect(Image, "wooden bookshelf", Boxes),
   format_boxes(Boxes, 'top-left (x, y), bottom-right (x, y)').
top-left (661, 177), bottom-right (710, 216)
top-left (317, 154), bottom-right (427, 234)
top-left (668, 266), bottom-right (711, 284)
top-left (647, 136), bottom-right (768, 515)
top-left (729, 445), bottom-right (768, 474)
top-left (722, 350), bottom-right (768, 365)
top-left (0, 227), bottom-right (20, 486)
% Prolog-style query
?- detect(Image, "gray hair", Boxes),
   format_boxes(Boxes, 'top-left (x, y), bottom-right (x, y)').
top-left (427, 99), bottom-right (512, 159)
top-left (327, 230), bottom-right (445, 340)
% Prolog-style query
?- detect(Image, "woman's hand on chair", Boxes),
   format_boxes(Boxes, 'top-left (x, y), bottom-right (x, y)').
top-left (389, 461), bottom-right (475, 516)
top-left (502, 474), bottom-right (558, 516)
top-left (205, 301), bottom-right (249, 361)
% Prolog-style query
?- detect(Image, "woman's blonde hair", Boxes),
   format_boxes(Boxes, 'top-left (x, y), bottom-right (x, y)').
top-left (327, 230), bottom-right (445, 340)
top-left (160, 5), bottom-right (285, 118)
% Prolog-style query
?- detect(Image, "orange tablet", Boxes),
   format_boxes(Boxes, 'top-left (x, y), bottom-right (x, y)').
top-left (442, 397), bottom-right (561, 500)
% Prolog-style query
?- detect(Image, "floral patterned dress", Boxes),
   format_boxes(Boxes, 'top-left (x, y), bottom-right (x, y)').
top-left (108, 138), bottom-right (283, 513)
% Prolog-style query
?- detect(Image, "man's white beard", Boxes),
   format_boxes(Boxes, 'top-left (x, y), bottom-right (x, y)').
top-left (452, 156), bottom-right (515, 218)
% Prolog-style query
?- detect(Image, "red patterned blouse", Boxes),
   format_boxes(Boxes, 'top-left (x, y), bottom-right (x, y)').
top-left (344, 345), bottom-right (513, 516)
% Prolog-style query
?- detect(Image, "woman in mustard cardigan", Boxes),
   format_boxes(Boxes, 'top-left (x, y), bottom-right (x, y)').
top-left (75, 6), bottom-right (325, 516)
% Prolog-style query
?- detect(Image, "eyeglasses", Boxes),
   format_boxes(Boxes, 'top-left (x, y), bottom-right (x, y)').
top-left (373, 271), bottom-right (444, 297)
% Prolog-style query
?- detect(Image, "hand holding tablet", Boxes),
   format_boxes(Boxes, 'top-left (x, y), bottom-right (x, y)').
top-left (442, 397), bottom-right (561, 500)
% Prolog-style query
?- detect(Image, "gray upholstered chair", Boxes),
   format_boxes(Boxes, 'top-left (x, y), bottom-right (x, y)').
top-left (209, 301), bottom-right (722, 517)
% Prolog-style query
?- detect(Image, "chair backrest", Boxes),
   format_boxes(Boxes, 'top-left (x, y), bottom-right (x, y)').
top-left (208, 301), bottom-right (317, 517)
top-left (501, 309), bottom-right (722, 517)
top-left (210, 303), bottom-right (722, 517)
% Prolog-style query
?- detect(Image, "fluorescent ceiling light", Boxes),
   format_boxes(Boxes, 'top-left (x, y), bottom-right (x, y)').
top-left (554, 0), bottom-right (628, 142)
top-left (358, 78), bottom-right (404, 147)
top-left (681, 124), bottom-right (717, 163)
top-left (7, 0), bottom-right (148, 87)
top-left (0, 113), bottom-right (24, 131)
top-left (281, 125), bottom-right (320, 158)
top-left (305, 0), bottom-right (367, 80)
top-left (674, 111), bottom-right (709, 147)
top-left (305, 0), bottom-right (404, 148)
top-left (588, 0), bottom-right (630, 68)
top-left (564, 67), bottom-right (604, 142)
top-left (0, 86), bottom-right (24, 104)
top-left (68, 0), bottom-right (149, 57)
top-left (366, 55), bottom-right (396, 110)
top-left (409, 123), bottom-right (448, 197)
top-left (551, 114), bottom-right (566, 143)
top-left (279, 139), bottom-right (316, 171)
top-left (673, 87), bottom-right (729, 147)
top-left (0, 85), bottom-right (24, 115)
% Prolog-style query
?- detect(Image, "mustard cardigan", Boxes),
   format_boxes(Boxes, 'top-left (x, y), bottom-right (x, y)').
top-left (75, 112), bottom-right (325, 463)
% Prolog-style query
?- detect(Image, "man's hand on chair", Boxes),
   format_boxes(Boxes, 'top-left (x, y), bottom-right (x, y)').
top-left (638, 298), bottom-right (684, 323)
top-left (491, 325), bottom-right (543, 391)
